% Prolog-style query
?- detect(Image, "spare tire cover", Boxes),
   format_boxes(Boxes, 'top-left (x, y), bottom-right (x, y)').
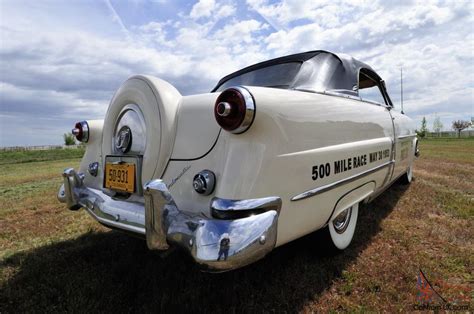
top-left (101, 75), bottom-right (181, 185)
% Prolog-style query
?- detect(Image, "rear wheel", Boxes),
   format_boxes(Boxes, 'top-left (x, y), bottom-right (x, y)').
top-left (328, 203), bottom-right (359, 250)
top-left (401, 140), bottom-right (417, 185)
top-left (400, 164), bottom-right (413, 184)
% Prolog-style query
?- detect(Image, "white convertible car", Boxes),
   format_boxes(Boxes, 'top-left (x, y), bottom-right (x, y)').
top-left (58, 50), bottom-right (419, 271)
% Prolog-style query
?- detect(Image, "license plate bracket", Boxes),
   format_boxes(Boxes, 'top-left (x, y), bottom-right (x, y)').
top-left (104, 155), bottom-right (143, 194)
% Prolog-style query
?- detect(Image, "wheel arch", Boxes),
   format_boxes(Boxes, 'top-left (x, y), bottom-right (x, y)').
top-left (325, 181), bottom-right (375, 227)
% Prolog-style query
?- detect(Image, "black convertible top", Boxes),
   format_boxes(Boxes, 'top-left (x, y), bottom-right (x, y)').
top-left (212, 50), bottom-right (381, 96)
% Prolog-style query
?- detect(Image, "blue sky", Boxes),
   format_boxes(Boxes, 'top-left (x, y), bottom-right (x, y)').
top-left (0, 0), bottom-right (473, 146)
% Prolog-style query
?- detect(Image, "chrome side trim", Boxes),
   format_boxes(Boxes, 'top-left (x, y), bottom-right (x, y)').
top-left (291, 160), bottom-right (395, 201)
top-left (397, 134), bottom-right (416, 139)
top-left (211, 196), bottom-right (282, 219)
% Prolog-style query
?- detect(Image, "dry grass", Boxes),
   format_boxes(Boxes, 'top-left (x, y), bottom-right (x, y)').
top-left (0, 139), bottom-right (472, 312)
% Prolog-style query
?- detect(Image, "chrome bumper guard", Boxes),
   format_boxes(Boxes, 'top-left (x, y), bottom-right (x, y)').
top-left (415, 147), bottom-right (420, 158)
top-left (58, 168), bottom-right (281, 271)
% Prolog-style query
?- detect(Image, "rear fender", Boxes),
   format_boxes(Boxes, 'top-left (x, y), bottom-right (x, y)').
top-left (79, 119), bottom-right (104, 190)
top-left (328, 181), bottom-right (375, 225)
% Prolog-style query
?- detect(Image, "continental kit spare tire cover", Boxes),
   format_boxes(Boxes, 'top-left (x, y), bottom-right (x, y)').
top-left (101, 75), bottom-right (181, 185)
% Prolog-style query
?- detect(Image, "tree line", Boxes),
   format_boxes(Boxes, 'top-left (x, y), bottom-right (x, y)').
top-left (416, 117), bottom-right (472, 138)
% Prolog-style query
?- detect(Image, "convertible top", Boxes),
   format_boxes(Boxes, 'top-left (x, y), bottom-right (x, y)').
top-left (212, 50), bottom-right (381, 96)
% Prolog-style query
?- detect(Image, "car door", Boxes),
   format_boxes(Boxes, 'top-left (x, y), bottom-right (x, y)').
top-left (390, 109), bottom-right (416, 179)
top-left (357, 69), bottom-right (397, 186)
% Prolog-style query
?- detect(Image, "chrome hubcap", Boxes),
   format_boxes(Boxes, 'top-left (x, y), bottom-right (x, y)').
top-left (333, 207), bottom-right (352, 234)
top-left (115, 126), bottom-right (132, 153)
top-left (113, 104), bottom-right (147, 155)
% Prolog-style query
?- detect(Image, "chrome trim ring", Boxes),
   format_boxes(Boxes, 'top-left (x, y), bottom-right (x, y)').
top-left (72, 121), bottom-right (89, 143)
top-left (229, 86), bottom-right (256, 134)
top-left (332, 206), bottom-right (352, 234)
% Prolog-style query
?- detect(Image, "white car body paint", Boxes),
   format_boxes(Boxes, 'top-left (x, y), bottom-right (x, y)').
top-left (60, 51), bottom-right (418, 270)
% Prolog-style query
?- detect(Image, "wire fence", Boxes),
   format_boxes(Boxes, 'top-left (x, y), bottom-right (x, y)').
top-left (426, 130), bottom-right (474, 138)
top-left (0, 144), bottom-right (84, 152)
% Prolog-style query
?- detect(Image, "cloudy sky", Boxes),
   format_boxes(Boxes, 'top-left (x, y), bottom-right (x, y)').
top-left (0, 0), bottom-right (473, 146)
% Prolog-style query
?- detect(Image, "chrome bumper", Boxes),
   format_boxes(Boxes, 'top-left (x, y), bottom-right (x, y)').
top-left (58, 168), bottom-right (281, 271)
top-left (415, 147), bottom-right (420, 158)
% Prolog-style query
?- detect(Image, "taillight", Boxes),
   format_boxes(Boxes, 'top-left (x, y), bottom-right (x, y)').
top-left (72, 121), bottom-right (89, 142)
top-left (214, 86), bottom-right (255, 134)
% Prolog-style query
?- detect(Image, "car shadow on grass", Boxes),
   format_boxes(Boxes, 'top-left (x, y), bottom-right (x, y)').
top-left (1, 181), bottom-right (410, 313)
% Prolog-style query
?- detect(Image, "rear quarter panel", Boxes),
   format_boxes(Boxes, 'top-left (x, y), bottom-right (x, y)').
top-left (223, 87), bottom-right (395, 245)
top-left (165, 87), bottom-right (396, 246)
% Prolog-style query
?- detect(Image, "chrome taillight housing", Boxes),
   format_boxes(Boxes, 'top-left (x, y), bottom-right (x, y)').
top-left (72, 121), bottom-right (89, 142)
top-left (214, 86), bottom-right (255, 134)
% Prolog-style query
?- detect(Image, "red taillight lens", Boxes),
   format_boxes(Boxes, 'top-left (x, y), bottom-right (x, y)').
top-left (214, 87), bottom-right (255, 134)
top-left (72, 121), bottom-right (89, 142)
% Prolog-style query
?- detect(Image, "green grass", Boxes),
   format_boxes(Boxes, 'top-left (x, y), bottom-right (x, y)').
top-left (0, 140), bottom-right (473, 312)
top-left (0, 159), bottom-right (80, 188)
top-left (434, 189), bottom-right (473, 219)
top-left (418, 137), bottom-right (474, 163)
top-left (0, 147), bottom-right (85, 165)
top-left (0, 149), bottom-right (88, 259)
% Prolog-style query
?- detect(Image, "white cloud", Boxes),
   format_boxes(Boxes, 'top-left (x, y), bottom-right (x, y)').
top-left (190, 0), bottom-right (216, 19)
top-left (215, 4), bottom-right (236, 19)
top-left (0, 0), bottom-right (473, 145)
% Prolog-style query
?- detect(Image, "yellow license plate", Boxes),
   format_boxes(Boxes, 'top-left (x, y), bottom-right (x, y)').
top-left (105, 163), bottom-right (135, 193)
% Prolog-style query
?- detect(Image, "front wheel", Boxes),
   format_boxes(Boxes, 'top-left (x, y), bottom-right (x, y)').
top-left (328, 203), bottom-right (359, 250)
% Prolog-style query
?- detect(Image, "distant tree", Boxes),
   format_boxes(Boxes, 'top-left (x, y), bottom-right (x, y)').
top-left (452, 120), bottom-right (471, 138)
top-left (416, 116), bottom-right (428, 138)
top-left (64, 133), bottom-right (76, 145)
top-left (432, 116), bottom-right (443, 137)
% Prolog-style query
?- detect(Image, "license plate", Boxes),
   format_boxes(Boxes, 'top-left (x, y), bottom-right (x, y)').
top-left (104, 162), bottom-right (135, 193)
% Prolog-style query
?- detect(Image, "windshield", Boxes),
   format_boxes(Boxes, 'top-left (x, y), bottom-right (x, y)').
top-left (215, 62), bottom-right (302, 92)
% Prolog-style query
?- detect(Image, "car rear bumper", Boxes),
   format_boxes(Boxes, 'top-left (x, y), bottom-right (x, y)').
top-left (58, 168), bottom-right (281, 271)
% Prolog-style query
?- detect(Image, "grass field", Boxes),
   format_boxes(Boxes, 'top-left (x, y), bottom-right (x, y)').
top-left (0, 140), bottom-right (472, 312)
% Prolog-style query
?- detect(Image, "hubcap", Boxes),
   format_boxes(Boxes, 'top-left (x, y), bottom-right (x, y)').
top-left (333, 207), bottom-right (352, 234)
top-left (115, 126), bottom-right (132, 153)
top-left (113, 104), bottom-right (147, 155)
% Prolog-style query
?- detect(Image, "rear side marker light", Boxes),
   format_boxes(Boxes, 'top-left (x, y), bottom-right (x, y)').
top-left (214, 86), bottom-right (255, 134)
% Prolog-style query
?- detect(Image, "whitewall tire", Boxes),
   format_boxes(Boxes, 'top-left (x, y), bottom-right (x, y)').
top-left (328, 203), bottom-right (359, 250)
top-left (401, 164), bottom-right (413, 185)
